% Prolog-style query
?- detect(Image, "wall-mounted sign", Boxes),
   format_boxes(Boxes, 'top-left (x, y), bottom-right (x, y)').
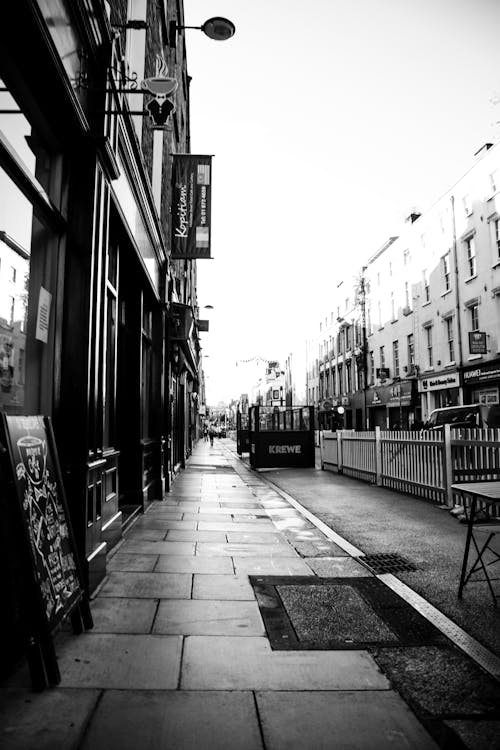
top-left (376, 367), bottom-right (390, 380)
top-left (172, 155), bottom-right (212, 258)
top-left (463, 362), bottom-right (500, 384)
top-left (418, 372), bottom-right (460, 393)
top-left (468, 331), bottom-right (487, 355)
top-left (141, 55), bottom-right (178, 129)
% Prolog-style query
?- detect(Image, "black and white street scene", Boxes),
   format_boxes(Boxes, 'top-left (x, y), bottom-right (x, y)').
top-left (1, 1), bottom-right (500, 748)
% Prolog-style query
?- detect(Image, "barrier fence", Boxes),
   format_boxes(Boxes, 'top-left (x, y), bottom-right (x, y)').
top-left (321, 426), bottom-right (500, 512)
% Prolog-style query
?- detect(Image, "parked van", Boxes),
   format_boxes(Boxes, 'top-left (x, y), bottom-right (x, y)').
top-left (424, 404), bottom-right (500, 430)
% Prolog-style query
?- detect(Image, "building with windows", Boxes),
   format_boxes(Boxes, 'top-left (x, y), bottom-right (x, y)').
top-left (0, 0), bottom-right (208, 675)
top-left (307, 140), bottom-right (500, 429)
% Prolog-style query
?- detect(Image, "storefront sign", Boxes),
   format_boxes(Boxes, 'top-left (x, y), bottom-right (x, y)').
top-left (418, 372), bottom-right (460, 392)
top-left (463, 361), bottom-right (500, 384)
top-left (172, 155), bottom-right (212, 259)
top-left (468, 331), bottom-right (487, 355)
top-left (141, 56), bottom-right (178, 129)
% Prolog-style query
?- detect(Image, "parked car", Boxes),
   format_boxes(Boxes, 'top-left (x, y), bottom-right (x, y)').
top-left (424, 404), bottom-right (500, 430)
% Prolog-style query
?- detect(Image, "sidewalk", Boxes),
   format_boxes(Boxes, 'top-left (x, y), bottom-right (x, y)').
top-left (0, 438), bottom-right (498, 748)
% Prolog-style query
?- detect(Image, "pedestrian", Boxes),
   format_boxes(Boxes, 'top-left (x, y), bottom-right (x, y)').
top-left (203, 424), bottom-right (208, 442)
top-left (209, 424), bottom-right (215, 447)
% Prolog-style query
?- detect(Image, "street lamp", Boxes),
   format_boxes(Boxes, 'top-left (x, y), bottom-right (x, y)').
top-left (171, 17), bottom-right (236, 44)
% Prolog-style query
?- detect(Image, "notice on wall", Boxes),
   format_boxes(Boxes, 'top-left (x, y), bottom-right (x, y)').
top-left (35, 286), bottom-right (52, 343)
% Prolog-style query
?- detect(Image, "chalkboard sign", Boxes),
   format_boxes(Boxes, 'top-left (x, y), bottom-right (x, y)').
top-left (0, 414), bottom-right (92, 688)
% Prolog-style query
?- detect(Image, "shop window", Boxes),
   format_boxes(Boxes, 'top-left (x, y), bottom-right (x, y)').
top-left (0, 78), bottom-right (64, 415)
top-left (141, 300), bottom-right (153, 438)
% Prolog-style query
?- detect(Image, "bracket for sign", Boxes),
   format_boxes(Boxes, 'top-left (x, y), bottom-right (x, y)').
top-left (0, 415), bottom-right (93, 691)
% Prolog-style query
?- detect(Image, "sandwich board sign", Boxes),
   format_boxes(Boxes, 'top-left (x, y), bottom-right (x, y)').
top-left (0, 414), bottom-right (93, 690)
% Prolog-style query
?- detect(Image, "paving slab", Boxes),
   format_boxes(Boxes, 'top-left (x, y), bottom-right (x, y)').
top-left (155, 554), bottom-right (233, 574)
top-left (55, 633), bottom-right (182, 689)
top-left (98, 571), bottom-right (191, 598)
top-left (226, 531), bottom-right (287, 544)
top-left (192, 573), bottom-right (255, 600)
top-left (233, 556), bottom-right (315, 576)
top-left (88, 597), bottom-right (157, 633)
top-left (106, 553), bottom-right (158, 572)
top-left (196, 542), bottom-right (298, 557)
top-left (182, 513), bottom-right (234, 522)
top-left (199, 521), bottom-right (275, 532)
top-left (80, 690), bottom-right (263, 750)
top-left (0, 687), bottom-right (99, 750)
top-left (153, 600), bottom-right (265, 635)
top-left (139, 509), bottom-right (183, 519)
top-left (129, 518), bottom-right (197, 531)
top-left (255, 690), bottom-right (439, 749)
top-left (119, 539), bottom-right (195, 556)
top-left (181, 636), bottom-right (389, 690)
top-left (124, 528), bottom-right (167, 541)
top-left (165, 529), bottom-right (227, 542)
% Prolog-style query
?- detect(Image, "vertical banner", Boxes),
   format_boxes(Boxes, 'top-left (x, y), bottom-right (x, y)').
top-left (172, 155), bottom-right (212, 259)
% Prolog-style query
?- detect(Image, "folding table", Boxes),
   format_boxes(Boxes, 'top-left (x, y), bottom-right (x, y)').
top-left (452, 481), bottom-right (500, 606)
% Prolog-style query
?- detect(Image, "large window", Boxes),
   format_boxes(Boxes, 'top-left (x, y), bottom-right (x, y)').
top-left (423, 269), bottom-right (430, 302)
top-left (465, 236), bottom-right (476, 277)
top-left (0, 77), bottom-right (63, 415)
top-left (407, 333), bottom-right (414, 367)
top-left (469, 303), bottom-right (479, 332)
top-left (442, 253), bottom-right (451, 291)
top-left (392, 340), bottom-right (399, 378)
top-left (424, 326), bottom-right (433, 368)
top-left (444, 317), bottom-right (455, 362)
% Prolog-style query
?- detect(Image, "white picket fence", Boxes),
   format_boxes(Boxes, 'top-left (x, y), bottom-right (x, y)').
top-left (321, 427), bottom-right (500, 510)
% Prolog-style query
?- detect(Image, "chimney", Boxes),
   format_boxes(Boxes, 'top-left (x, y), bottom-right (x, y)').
top-left (474, 143), bottom-right (493, 157)
top-left (405, 212), bottom-right (421, 224)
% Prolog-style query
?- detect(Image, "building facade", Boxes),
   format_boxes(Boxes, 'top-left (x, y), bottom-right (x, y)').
top-left (0, 0), bottom-right (206, 675)
top-left (306, 141), bottom-right (500, 430)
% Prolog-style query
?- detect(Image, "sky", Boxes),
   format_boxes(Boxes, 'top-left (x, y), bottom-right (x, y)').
top-left (184, 0), bottom-right (500, 405)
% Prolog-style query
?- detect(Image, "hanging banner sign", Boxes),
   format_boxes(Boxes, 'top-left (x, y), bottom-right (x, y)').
top-left (172, 155), bottom-right (212, 259)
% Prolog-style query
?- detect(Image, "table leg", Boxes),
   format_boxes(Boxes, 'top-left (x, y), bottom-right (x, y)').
top-left (458, 495), bottom-right (476, 598)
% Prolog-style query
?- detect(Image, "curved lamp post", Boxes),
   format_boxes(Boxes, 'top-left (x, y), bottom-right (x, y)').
top-left (172, 17), bottom-right (235, 44)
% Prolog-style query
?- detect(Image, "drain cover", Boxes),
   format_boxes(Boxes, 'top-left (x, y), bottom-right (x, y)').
top-left (358, 553), bottom-right (417, 574)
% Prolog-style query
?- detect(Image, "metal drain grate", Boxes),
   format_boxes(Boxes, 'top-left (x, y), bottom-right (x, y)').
top-left (358, 553), bottom-right (417, 574)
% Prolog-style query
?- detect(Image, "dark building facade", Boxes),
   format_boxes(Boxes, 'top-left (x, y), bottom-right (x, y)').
top-left (0, 0), bottom-right (204, 676)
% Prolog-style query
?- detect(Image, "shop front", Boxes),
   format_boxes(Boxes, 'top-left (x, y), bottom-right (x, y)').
top-left (366, 380), bottom-right (418, 429)
top-left (462, 360), bottom-right (500, 406)
top-left (418, 371), bottom-right (461, 421)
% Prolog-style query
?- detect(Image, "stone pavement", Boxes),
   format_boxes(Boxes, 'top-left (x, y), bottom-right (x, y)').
top-left (0, 439), bottom-right (444, 749)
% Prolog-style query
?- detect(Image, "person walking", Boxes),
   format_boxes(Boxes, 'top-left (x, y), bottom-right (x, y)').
top-left (209, 424), bottom-right (215, 447)
top-left (203, 424), bottom-right (208, 442)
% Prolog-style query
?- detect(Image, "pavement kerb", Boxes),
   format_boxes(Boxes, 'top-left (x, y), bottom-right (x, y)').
top-left (222, 442), bottom-right (500, 683)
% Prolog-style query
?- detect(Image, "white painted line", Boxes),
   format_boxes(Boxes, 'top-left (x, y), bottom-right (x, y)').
top-left (379, 574), bottom-right (500, 681)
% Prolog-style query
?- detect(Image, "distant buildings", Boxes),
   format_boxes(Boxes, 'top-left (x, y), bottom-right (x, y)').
top-left (306, 140), bottom-right (500, 429)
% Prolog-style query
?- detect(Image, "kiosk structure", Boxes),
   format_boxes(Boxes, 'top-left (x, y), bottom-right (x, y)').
top-left (236, 411), bottom-right (249, 455)
top-left (248, 405), bottom-right (315, 469)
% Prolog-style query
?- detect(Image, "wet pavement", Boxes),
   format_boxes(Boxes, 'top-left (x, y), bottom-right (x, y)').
top-left (1, 438), bottom-right (499, 749)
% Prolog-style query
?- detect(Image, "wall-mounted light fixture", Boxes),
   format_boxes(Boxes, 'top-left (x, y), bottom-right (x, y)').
top-left (170, 16), bottom-right (235, 45)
